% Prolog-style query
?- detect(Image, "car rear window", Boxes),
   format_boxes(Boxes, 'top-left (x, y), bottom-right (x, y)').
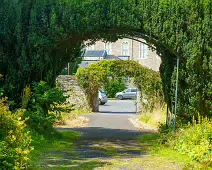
top-left (99, 90), bottom-right (106, 94)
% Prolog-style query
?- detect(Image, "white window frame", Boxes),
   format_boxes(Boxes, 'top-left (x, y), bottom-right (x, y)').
top-left (105, 42), bottom-right (112, 55)
top-left (122, 41), bottom-right (129, 56)
top-left (140, 43), bottom-right (148, 59)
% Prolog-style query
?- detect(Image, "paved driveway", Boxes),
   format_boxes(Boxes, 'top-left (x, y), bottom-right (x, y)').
top-left (86, 100), bottom-right (137, 130)
top-left (67, 100), bottom-right (142, 140)
top-left (99, 100), bottom-right (136, 114)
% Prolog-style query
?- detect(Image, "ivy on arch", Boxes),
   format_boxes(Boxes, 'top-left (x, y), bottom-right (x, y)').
top-left (76, 60), bottom-right (163, 112)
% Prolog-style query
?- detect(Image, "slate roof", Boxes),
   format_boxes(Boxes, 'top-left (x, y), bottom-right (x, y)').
top-left (84, 50), bottom-right (107, 58)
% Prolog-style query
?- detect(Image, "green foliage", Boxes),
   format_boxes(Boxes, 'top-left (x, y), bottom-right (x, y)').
top-left (76, 60), bottom-right (164, 112)
top-left (0, 74), bottom-right (3, 97)
top-left (0, 98), bottom-right (33, 169)
top-left (167, 117), bottom-right (212, 163)
top-left (61, 57), bottom-right (82, 75)
top-left (0, 0), bottom-right (211, 120)
top-left (0, 0), bottom-right (83, 105)
top-left (24, 81), bottom-right (66, 131)
top-left (103, 77), bottom-right (126, 98)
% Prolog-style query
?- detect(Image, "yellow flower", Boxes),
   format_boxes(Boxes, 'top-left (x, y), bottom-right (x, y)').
top-left (23, 149), bottom-right (30, 155)
top-left (23, 157), bottom-right (29, 161)
top-left (17, 148), bottom-right (22, 154)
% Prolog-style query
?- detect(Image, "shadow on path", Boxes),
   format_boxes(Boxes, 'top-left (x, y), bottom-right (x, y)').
top-left (99, 111), bottom-right (136, 115)
top-left (58, 127), bottom-right (149, 140)
top-left (35, 127), bottom-right (152, 170)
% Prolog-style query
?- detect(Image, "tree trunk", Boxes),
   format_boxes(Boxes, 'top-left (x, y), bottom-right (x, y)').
top-left (92, 94), bottom-right (99, 112)
top-left (136, 90), bottom-right (142, 113)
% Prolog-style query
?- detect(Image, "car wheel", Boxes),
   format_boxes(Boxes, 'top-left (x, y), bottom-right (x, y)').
top-left (117, 95), bottom-right (123, 100)
top-left (101, 102), bottom-right (105, 105)
top-left (99, 98), bottom-right (101, 105)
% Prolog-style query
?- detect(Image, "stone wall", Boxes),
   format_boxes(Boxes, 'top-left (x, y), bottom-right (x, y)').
top-left (56, 75), bottom-right (90, 110)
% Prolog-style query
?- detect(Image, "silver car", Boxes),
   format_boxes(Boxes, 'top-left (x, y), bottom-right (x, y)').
top-left (99, 90), bottom-right (108, 105)
top-left (115, 88), bottom-right (137, 100)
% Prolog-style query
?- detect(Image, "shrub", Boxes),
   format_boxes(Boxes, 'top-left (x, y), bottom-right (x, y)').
top-left (104, 77), bottom-right (126, 98)
top-left (24, 81), bottom-right (66, 131)
top-left (0, 98), bottom-right (33, 169)
top-left (167, 116), bottom-right (212, 163)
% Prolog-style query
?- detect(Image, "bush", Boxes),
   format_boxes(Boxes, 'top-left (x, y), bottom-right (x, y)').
top-left (0, 98), bottom-right (33, 169)
top-left (167, 116), bottom-right (212, 163)
top-left (23, 81), bottom-right (66, 131)
top-left (104, 77), bottom-right (126, 98)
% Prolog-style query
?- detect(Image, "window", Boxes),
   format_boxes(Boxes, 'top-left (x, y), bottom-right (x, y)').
top-left (122, 42), bottom-right (129, 55)
top-left (140, 43), bottom-right (148, 59)
top-left (105, 42), bottom-right (112, 55)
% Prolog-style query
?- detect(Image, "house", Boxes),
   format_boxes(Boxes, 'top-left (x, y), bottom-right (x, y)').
top-left (85, 38), bottom-right (161, 71)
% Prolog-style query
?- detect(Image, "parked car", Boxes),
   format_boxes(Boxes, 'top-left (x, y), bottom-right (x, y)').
top-left (99, 90), bottom-right (108, 105)
top-left (115, 88), bottom-right (137, 100)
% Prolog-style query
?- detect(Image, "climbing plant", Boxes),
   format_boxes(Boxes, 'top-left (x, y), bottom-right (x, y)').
top-left (103, 77), bottom-right (126, 98)
top-left (0, 0), bottom-right (211, 119)
top-left (76, 60), bottom-right (163, 112)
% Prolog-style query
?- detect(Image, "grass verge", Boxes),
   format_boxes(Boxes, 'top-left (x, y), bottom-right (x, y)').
top-left (96, 133), bottom-right (197, 170)
top-left (138, 107), bottom-right (166, 128)
top-left (27, 129), bottom-right (79, 169)
top-left (108, 98), bottom-right (117, 100)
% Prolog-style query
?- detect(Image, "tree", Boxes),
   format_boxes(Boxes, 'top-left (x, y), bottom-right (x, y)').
top-left (0, 0), bottom-right (211, 119)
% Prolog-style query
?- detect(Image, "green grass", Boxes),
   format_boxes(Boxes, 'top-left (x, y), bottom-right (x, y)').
top-left (138, 107), bottom-right (166, 128)
top-left (96, 133), bottom-right (199, 170)
top-left (138, 133), bottom-right (193, 163)
top-left (27, 129), bottom-right (79, 169)
top-left (108, 98), bottom-right (117, 100)
top-left (26, 128), bottom-right (204, 170)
